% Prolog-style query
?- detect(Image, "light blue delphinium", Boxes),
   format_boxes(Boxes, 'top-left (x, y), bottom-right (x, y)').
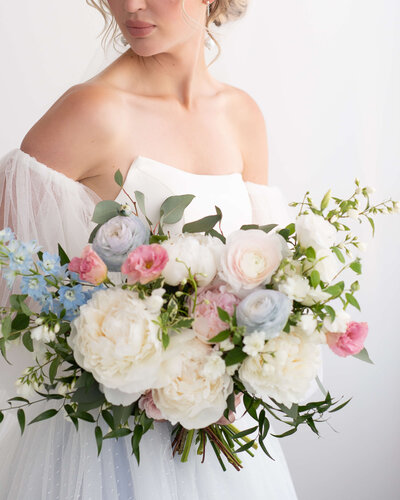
top-left (92, 214), bottom-right (150, 272)
top-left (83, 283), bottom-right (107, 303)
top-left (20, 274), bottom-right (48, 302)
top-left (236, 289), bottom-right (293, 339)
top-left (58, 284), bottom-right (86, 311)
top-left (2, 267), bottom-right (19, 288)
top-left (0, 227), bottom-right (15, 245)
top-left (7, 241), bottom-right (34, 273)
top-left (38, 252), bottom-right (68, 280)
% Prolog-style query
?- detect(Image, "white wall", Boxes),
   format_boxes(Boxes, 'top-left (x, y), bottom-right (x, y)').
top-left (1, 1), bottom-right (399, 499)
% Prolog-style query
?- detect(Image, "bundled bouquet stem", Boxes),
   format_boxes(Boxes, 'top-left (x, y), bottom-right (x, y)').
top-left (0, 176), bottom-right (398, 470)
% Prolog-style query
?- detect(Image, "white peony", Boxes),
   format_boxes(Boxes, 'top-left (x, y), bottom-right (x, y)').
top-left (296, 213), bottom-right (337, 250)
top-left (161, 233), bottom-right (223, 286)
top-left (68, 287), bottom-right (169, 406)
top-left (152, 330), bottom-right (233, 429)
top-left (239, 332), bottom-right (321, 406)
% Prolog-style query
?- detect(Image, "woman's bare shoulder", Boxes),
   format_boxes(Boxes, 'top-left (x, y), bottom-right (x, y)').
top-left (222, 83), bottom-right (269, 184)
top-left (20, 82), bottom-right (126, 182)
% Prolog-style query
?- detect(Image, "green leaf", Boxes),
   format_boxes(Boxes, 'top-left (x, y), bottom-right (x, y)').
top-left (22, 331), bottom-right (34, 352)
top-left (216, 307), bottom-right (231, 324)
top-left (259, 224), bottom-right (279, 234)
top-left (305, 247), bottom-right (316, 260)
top-left (324, 281), bottom-right (345, 297)
top-left (243, 394), bottom-right (259, 420)
top-left (28, 408), bottom-right (58, 425)
top-left (114, 169), bottom-right (123, 187)
top-left (182, 206), bottom-right (222, 234)
top-left (159, 194), bottom-right (195, 224)
top-left (235, 439), bottom-right (255, 453)
top-left (367, 216), bottom-right (375, 237)
top-left (112, 404), bottom-right (134, 427)
top-left (88, 224), bottom-right (101, 244)
top-left (1, 316), bottom-right (11, 341)
top-left (329, 397), bottom-right (352, 413)
top-left (324, 305), bottom-right (336, 322)
top-left (310, 270), bottom-right (320, 288)
top-left (208, 329), bottom-right (231, 344)
top-left (284, 223), bottom-right (296, 235)
top-left (58, 243), bottom-right (70, 265)
top-left (72, 384), bottom-right (106, 411)
top-left (345, 293), bottom-right (361, 311)
top-left (352, 347), bottom-right (373, 364)
top-left (350, 260), bottom-right (362, 274)
top-left (271, 427), bottom-right (297, 438)
top-left (101, 409), bottom-right (115, 430)
top-left (91, 200), bottom-right (121, 224)
top-left (17, 409), bottom-right (25, 435)
top-left (49, 357), bottom-right (61, 384)
top-left (134, 190), bottom-right (153, 226)
top-left (331, 246), bottom-right (345, 263)
top-left (231, 425), bottom-right (258, 440)
top-left (224, 347), bottom-right (247, 367)
top-left (7, 396), bottom-right (30, 404)
top-left (131, 424), bottom-right (144, 464)
top-left (240, 224), bottom-right (259, 230)
top-left (0, 411), bottom-right (3, 423)
top-left (320, 189), bottom-right (332, 211)
top-left (72, 411), bottom-right (96, 423)
top-left (208, 229), bottom-right (226, 244)
top-left (103, 427), bottom-right (132, 439)
top-left (95, 425), bottom-right (103, 456)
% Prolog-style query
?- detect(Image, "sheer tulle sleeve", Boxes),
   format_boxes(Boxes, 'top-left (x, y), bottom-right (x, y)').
top-left (0, 147), bottom-right (101, 408)
top-left (244, 181), bottom-right (292, 229)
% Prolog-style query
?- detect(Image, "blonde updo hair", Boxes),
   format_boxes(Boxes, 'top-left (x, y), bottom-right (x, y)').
top-left (86, 0), bottom-right (248, 65)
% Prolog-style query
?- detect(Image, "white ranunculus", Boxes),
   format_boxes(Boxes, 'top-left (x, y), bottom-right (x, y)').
top-left (68, 287), bottom-right (169, 406)
top-left (277, 274), bottom-right (311, 302)
top-left (152, 330), bottom-right (233, 429)
top-left (219, 229), bottom-right (284, 295)
top-left (296, 213), bottom-right (337, 250)
top-left (239, 332), bottom-right (321, 406)
top-left (161, 233), bottom-right (223, 286)
top-left (323, 309), bottom-right (350, 333)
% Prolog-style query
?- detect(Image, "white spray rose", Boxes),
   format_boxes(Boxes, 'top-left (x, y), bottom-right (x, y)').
top-left (278, 275), bottom-right (311, 302)
top-left (296, 213), bottom-right (337, 250)
top-left (301, 285), bottom-right (331, 306)
top-left (161, 233), bottom-right (223, 286)
top-left (242, 330), bottom-right (267, 357)
top-left (239, 332), bottom-right (321, 406)
top-left (323, 309), bottom-right (350, 333)
top-left (67, 287), bottom-right (169, 406)
top-left (304, 248), bottom-right (339, 283)
top-left (152, 330), bottom-right (233, 429)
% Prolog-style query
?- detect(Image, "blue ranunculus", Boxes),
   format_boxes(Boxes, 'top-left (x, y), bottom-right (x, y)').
top-left (236, 289), bottom-right (292, 339)
top-left (92, 214), bottom-right (150, 272)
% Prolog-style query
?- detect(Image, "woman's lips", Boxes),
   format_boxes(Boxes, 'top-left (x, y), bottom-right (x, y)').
top-left (126, 25), bottom-right (156, 37)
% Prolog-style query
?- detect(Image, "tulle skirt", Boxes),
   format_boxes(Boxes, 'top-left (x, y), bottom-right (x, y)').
top-left (0, 399), bottom-right (298, 500)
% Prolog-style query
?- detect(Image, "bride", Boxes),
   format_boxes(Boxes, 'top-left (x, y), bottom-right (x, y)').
top-left (0, 0), bottom-right (299, 498)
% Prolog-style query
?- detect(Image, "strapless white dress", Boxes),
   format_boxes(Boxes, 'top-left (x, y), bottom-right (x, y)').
top-left (0, 148), bottom-right (298, 500)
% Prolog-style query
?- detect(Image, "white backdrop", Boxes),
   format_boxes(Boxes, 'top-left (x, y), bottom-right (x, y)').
top-left (1, 1), bottom-right (399, 499)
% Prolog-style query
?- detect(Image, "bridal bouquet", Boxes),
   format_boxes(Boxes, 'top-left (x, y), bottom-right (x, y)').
top-left (0, 175), bottom-right (398, 471)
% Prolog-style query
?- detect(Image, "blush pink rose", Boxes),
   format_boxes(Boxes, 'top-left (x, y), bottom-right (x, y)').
top-left (326, 321), bottom-right (368, 357)
top-left (216, 392), bottom-right (243, 425)
top-left (189, 284), bottom-right (240, 342)
top-left (138, 390), bottom-right (165, 421)
top-left (121, 244), bottom-right (169, 285)
top-left (68, 244), bottom-right (107, 285)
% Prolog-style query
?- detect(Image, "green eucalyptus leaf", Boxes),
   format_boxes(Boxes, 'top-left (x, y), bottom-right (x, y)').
top-left (28, 409), bottom-right (59, 425)
top-left (114, 169), bottom-right (123, 187)
top-left (235, 439), bottom-right (255, 453)
top-left (88, 224), bottom-right (101, 244)
top-left (134, 190), bottom-right (153, 226)
top-left (95, 425), bottom-right (103, 456)
top-left (22, 331), bottom-right (34, 352)
top-left (131, 424), bottom-right (144, 464)
top-left (103, 427), bottom-right (132, 439)
top-left (159, 194), bottom-right (195, 224)
top-left (259, 224), bottom-right (279, 233)
top-left (182, 207), bottom-right (222, 234)
top-left (92, 200), bottom-right (121, 224)
top-left (352, 347), bottom-right (373, 364)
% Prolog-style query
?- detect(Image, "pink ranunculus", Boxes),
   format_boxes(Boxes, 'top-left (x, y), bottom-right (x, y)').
top-left (216, 392), bottom-right (243, 425)
top-left (189, 284), bottom-right (241, 343)
top-left (121, 244), bottom-right (169, 285)
top-left (68, 244), bottom-right (107, 285)
top-left (326, 321), bottom-right (368, 357)
top-left (138, 390), bottom-right (165, 421)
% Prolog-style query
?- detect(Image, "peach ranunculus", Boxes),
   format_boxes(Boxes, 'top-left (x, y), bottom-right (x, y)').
top-left (121, 244), bottom-right (169, 285)
top-left (68, 244), bottom-right (107, 285)
top-left (218, 229), bottom-right (284, 295)
top-left (189, 284), bottom-right (241, 343)
top-left (326, 321), bottom-right (368, 357)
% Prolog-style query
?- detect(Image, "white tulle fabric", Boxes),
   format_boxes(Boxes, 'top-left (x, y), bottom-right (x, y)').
top-left (0, 148), bottom-right (299, 499)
